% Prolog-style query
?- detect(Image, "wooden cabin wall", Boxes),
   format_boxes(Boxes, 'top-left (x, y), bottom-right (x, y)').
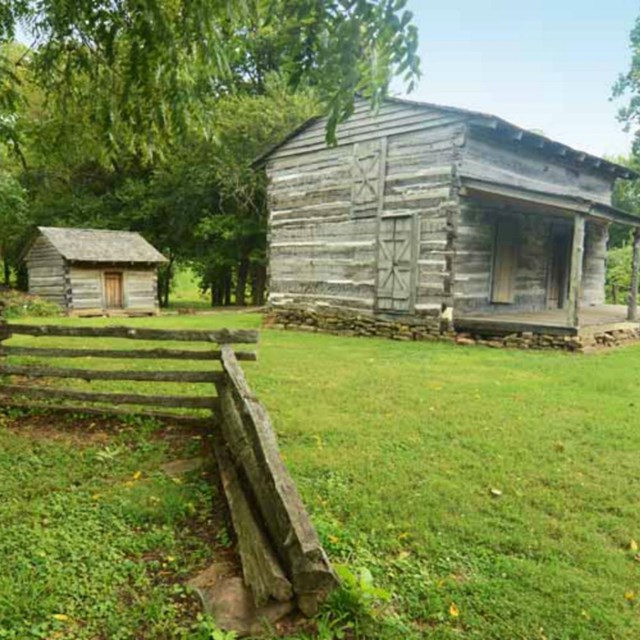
top-left (124, 269), bottom-right (158, 310)
top-left (69, 266), bottom-right (158, 311)
top-left (25, 236), bottom-right (66, 306)
top-left (582, 222), bottom-right (608, 306)
top-left (266, 100), bottom-right (467, 315)
top-left (68, 267), bottom-right (104, 310)
top-left (460, 131), bottom-right (615, 206)
top-left (454, 201), bottom-right (569, 313)
top-left (386, 124), bottom-right (464, 315)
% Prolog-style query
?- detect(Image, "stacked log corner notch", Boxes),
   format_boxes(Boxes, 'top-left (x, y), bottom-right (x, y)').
top-left (215, 344), bottom-right (339, 616)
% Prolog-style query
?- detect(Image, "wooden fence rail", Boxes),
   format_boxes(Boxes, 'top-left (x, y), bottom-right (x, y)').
top-left (0, 319), bottom-right (338, 618)
top-left (0, 321), bottom-right (258, 424)
top-left (214, 344), bottom-right (339, 615)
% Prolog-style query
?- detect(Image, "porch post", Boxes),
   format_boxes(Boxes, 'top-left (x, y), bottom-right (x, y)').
top-left (566, 213), bottom-right (586, 328)
top-left (627, 227), bottom-right (640, 321)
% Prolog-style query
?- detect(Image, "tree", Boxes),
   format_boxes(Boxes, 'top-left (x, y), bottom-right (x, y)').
top-left (0, 168), bottom-right (28, 285)
top-left (0, 2), bottom-right (421, 306)
top-left (611, 155), bottom-right (640, 248)
top-left (614, 14), bottom-right (640, 152)
top-left (0, 0), bottom-right (420, 159)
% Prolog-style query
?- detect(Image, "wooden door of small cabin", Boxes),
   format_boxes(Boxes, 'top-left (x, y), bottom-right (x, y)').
top-left (376, 214), bottom-right (416, 312)
top-left (104, 272), bottom-right (124, 309)
top-left (547, 224), bottom-right (572, 309)
top-left (491, 218), bottom-right (519, 304)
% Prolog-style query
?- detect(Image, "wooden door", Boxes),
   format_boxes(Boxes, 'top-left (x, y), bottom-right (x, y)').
top-left (376, 215), bottom-right (415, 312)
top-left (491, 218), bottom-right (519, 304)
top-left (104, 272), bottom-right (124, 309)
top-left (547, 225), bottom-right (572, 309)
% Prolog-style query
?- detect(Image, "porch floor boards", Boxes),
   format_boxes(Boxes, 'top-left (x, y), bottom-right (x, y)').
top-left (455, 305), bottom-right (639, 337)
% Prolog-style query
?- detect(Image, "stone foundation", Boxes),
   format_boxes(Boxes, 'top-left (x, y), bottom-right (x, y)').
top-left (264, 307), bottom-right (453, 341)
top-left (454, 327), bottom-right (640, 352)
top-left (264, 308), bottom-right (640, 353)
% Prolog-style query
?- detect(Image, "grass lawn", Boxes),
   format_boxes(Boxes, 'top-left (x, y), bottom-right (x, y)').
top-left (169, 267), bottom-right (210, 310)
top-left (1, 312), bottom-right (640, 639)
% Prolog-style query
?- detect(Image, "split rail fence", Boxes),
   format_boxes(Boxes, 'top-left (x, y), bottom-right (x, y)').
top-left (0, 321), bottom-right (338, 614)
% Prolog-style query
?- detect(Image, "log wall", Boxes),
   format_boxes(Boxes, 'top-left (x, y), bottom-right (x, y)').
top-left (68, 265), bottom-right (158, 313)
top-left (265, 99), bottom-right (617, 323)
top-left (453, 200), bottom-right (608, 314)
top-left (459, 130), bottom-right (615, 206)
top-left (266, 99), bottom-right (467, 316)
top-left (25, 236), bottom-right (66, 305)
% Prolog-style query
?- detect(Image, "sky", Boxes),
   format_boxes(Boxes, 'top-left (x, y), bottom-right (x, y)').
top-left (395, 1), bottom-right (640, 158)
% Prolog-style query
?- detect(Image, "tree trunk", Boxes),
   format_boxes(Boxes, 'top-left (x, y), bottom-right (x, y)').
top-left (157, 255), bottom-right (175, 308)
top-left (236, 258), bottom-right (249, 306)
top-left (251, 264), bottom-right (267, 306)
top-left (3, 261), bottom-right (10, 287)
top-left (210, 280), bottom-right (216, 307)
top-left (224, 269), bottom-right (232, 306)
top-left (16, 264), bottom-right (28, 291)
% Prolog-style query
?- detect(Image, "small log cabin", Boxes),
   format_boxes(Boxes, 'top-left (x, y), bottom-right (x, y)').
top-left (257, 97), bottom-right (640, 349)
top-left (24, 227), bottom-right (167, 316)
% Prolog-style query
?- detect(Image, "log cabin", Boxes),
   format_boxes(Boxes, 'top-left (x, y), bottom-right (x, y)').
top-left (257, 97), bottom-right (640, 350)
top-left (23, 227), bottom-right (167, 316)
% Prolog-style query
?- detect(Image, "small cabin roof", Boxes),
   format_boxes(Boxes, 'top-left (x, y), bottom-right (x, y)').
top-left (254, 96), bottom-right (638, 180)
top-left (33, 227), bottom-right (168, 264)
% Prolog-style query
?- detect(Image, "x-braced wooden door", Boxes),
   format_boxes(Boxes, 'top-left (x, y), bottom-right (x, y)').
top-left (376, 214), bottom-right (416, 313)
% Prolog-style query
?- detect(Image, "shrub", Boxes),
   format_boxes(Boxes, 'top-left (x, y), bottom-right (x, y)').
top-left (0, 288), bottom-right (63, 318)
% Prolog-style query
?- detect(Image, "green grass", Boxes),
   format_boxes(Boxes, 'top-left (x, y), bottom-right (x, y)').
top-left (170, 267), bottom-right (210, 310)
top-left (0, 413), bottom-right (224, 639)
top-left (2, 312), bottom-right (640, 638)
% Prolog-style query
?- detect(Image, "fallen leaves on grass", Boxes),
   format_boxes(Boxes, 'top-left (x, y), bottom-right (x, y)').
top-left (52, 614), bottom-right (69, 622)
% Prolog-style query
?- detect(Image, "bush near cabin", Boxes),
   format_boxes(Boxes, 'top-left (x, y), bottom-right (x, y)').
top-left (0, 288), bottom-right (62, 319)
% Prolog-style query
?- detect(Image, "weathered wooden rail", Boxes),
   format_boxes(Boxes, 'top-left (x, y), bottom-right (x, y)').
top-left (0, 320), bottom-right (338, 618)
top-left (0, 321), bottom-right (257, 424)
top-left (213, 344), bottom-right (339, 616)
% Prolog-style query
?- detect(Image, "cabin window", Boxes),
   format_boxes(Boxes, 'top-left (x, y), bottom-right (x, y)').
top-left (351, 140), bottom-right (382, 219)
top-left (491, 218), bottom-right (519, 304)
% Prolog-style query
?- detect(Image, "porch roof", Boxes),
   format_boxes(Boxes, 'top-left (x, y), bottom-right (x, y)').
top-left (459, 177), bottom-right (640, 228)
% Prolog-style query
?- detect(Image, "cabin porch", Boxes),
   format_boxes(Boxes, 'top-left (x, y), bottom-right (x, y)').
top-left (454, 304), bottom-right (639, 337)
top-left (454, 180), bottom-right (640, 340)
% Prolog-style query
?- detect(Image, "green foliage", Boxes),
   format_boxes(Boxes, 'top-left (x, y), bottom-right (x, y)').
top-left (610, 155), bottom-right (640, 248)
top-left (0, 167), bottom-right (28, 280)
top-left (606, 243), bottom-right (633, 303)
top-left (614, 13), bottom-right (640, 152)
top-left (0, 410), bottom-right (218, 639)
top-left (195, 616), bottom-right (238, 640)
top-left (0, 0), bottom-right (419, 156)
top-left (4, 312), bottom-right (640, 637)
top-left (0, 288), bottom-right (62, 317)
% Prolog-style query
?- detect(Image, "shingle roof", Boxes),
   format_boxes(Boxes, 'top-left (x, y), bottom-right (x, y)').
top-left (37, 227), bottom-right (168, 264)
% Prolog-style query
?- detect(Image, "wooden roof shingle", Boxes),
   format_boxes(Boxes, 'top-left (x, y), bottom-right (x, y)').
top-left (36, 227), bottom-right (167, 264)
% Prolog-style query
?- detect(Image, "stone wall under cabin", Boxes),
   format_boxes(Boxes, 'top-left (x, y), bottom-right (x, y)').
top-left (452, 199), bottom-right (608, 315)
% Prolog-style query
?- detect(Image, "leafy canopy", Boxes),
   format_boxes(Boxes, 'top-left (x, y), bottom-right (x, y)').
top-left (0, 0), bottom-right (420, 156)
top-left (614, 13), bottom-right (640, 152)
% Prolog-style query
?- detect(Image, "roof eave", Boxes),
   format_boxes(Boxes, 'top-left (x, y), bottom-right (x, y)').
top-left (467, 119), bottom-right (639, 181)
top-left (460, 176), bottom-right (640, 228)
